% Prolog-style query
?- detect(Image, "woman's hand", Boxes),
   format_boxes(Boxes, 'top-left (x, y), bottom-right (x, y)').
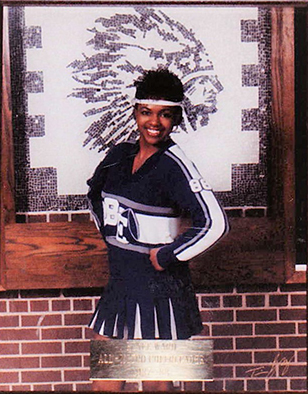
top-left (150, 248), bottom-right (165, 271)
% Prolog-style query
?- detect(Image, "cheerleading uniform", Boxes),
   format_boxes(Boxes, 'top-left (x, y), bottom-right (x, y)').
top-left (88, 139), bottom-right (228, 339)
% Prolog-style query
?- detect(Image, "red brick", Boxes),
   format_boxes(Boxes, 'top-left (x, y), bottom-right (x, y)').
top-left (22, 341), bottom-right (62, 355)
top-left (83, 355), bottom-right (90, 367)
top-left (183, 381), bottom-right (202, 391)
top-left (12, 385), bottom-right (32, 391)
top-left (65, 340), bottom-right (90, 354)
top-left (9, 301), bottom-right (28, 313)
top-left (54, 384), bottom-right (74, 391)
top-left (236, 309), bottom-right (276, 321)
top-left (214, 351), bottom-right (252, 364)
top-left (0, 342), bottom-right (19, 355)
top-left (30, 300), bottom-right (49, 312)
top-left (21, 314), bottom-right (62, 327)
top-left (28, 214), bottom-right (47, 223)
top-left (268, 379), bottom-right (287, 390)
top-left (200, 309), bottom-right (233, 322)
top-left (225, 380), bottom-right (244, 391)
top-left (212, 323), bottom-right (252, 337)
top-left (64, 369), bottom-right (89, 381)
top-left (223, 295), bottom-right (242, 308)
top-left (279, 336), bottom-right (306, 349)
top-left (297, 350), bottom-right (306, 362)
top-left (0, 371), bottom-right (19, 383)
top-left (246, 295), bottom-right (265, 307)
top-left (213, 338), bottom-right (233, 350)
top-left (0, 356), bottom-right (40, 369)
top-left (22, 370), bottom-right (61, 383)
top-left (290, 378), bottom-right (308, 390)
top-left (236, 337), bottom-right (276, 350)
top-left (0, 329), bottom-right (38, 341)
top-left (52, 299), bottom-right (71, 311)
top-left (255, 322), bottom-right (295, 335)
top-left (42, 327), bottom-right (82, 340)
top-left (279, 308), bottom-right (306, 321)
top-left (203, 380), bottom-right (223, 391)
top-left (85, 327), bottom-right (96, 339)
top-left (49, 214), bottom-right (69, 223)
top-left (41, 355), bottom-right (82, 368)
top-left (279, 365), bottom-right (307, 377)
top-left (0, 301), bottom-right (7, 312)
top-left (269, 294), bottom-right (288, 307)
top-left (298, 322), bottom-right (306, 334)
top-left (254, 350), bottom-right (294, 364)
top-left (247, 379), bottom-right (266, 390)
top-left (0, 386), bottom-right (10, 391)
top-left (213, 366), bottom-right (234, 379)
top-left (33, 384), bottom-right (53, 391)
top-left (64, 313), bottom-right (92, 326)
top-left (0, 315), bottom-right (19, 327)
top-left (291, 294), bottom-right (306, 306)
top-left (73, 299), bottom-right (93, 311)
top-left (201, 296), bottom-right (220, 308)
top-left (122, 382), bottom-right (139, 392)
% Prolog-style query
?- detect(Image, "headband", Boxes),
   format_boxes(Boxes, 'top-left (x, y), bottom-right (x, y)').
top-left (133, 98), bottom-right (183, 108)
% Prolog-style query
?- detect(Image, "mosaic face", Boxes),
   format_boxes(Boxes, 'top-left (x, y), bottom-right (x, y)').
top-left (68, 8), bottom-right (222, 152)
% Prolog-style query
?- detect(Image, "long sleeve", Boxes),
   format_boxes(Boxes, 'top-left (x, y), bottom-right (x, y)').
top-left (157, 145), bottom-right (229, 269)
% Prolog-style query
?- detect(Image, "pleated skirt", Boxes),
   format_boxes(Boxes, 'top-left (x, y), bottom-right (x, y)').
top-left (89, 274), bottom-right (203, 340)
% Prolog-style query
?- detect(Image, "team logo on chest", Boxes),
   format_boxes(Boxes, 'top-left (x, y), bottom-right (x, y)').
top-left (103, 197), bottom-right (139, 244)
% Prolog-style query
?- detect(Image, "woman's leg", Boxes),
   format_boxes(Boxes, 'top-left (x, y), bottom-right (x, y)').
top-left (142, 381), bottom-right (174, 392)
top-left (91, 333), bottom-right (126, 392)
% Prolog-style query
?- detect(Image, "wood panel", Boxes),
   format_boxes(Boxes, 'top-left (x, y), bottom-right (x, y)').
top-left (4, 218), bottom-right (285, 290)
top-left (5, 222), bottom-right (109, 289)
top-left (1, 7), bottom-right (15, 290)
top-left (271, 7), bottom-right (299, 282)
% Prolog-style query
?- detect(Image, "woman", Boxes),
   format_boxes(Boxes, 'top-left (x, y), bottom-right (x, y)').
top-left (87, 69), bottom-right (229, 391)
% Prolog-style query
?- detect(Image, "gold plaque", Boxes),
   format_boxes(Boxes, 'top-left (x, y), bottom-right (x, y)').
top-left (90, 339), bottom-right (213, 381)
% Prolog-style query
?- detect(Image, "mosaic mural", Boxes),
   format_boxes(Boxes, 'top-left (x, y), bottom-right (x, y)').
top-left (8, 6), bottom-right (271, 213)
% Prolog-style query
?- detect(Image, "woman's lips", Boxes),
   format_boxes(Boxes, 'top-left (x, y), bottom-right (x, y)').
top-left (147, 129), bottom-right (161, 137)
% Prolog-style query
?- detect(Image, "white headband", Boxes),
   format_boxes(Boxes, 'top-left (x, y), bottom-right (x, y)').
top-left (133, 98), bottom-right (183, 108)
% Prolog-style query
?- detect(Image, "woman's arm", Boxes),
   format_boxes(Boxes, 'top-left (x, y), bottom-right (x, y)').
top-left (154, 145), bottom-right (229, 270)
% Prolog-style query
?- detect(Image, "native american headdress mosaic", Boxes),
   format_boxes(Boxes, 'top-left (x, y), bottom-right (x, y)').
top-left (68, 7), bottom-right (223, 152)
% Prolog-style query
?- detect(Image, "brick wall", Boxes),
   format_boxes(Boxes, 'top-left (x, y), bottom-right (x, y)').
top-left (0, 284), bottom-right (306, 392)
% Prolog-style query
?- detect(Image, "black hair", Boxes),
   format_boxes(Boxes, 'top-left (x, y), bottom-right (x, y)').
top-left (134, 69), bottom-right (184, 102)
top-left (134, 69), bottom-right (183, 125)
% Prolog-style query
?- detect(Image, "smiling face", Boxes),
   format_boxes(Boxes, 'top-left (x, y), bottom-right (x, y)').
top-left (134, 104), bottom-right (177, 149)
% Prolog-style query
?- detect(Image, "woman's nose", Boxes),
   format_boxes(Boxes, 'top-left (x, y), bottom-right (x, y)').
top-left (149, 114), bottom-right (160, 127)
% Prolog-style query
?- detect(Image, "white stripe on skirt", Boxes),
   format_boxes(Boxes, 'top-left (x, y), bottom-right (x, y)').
top-left (98, 320), bottom-right (106, 336)
top-left (154, 306), bottom-right (159, 338)
top-left (169, 299), bottom-right (178, 340)
top-left (134, 303), bottom-right (142, 339)
top-left (89, 310), bottom-right (98, 329)
top-left (112, 314), bottom-right (119, 337)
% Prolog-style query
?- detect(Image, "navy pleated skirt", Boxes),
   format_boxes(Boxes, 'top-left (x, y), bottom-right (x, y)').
top-left (89, 247), bottom-right (203, 340)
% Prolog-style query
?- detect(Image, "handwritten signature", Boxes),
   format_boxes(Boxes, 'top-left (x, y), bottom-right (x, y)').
top-left (246, 353), bottom-right (295, 378)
